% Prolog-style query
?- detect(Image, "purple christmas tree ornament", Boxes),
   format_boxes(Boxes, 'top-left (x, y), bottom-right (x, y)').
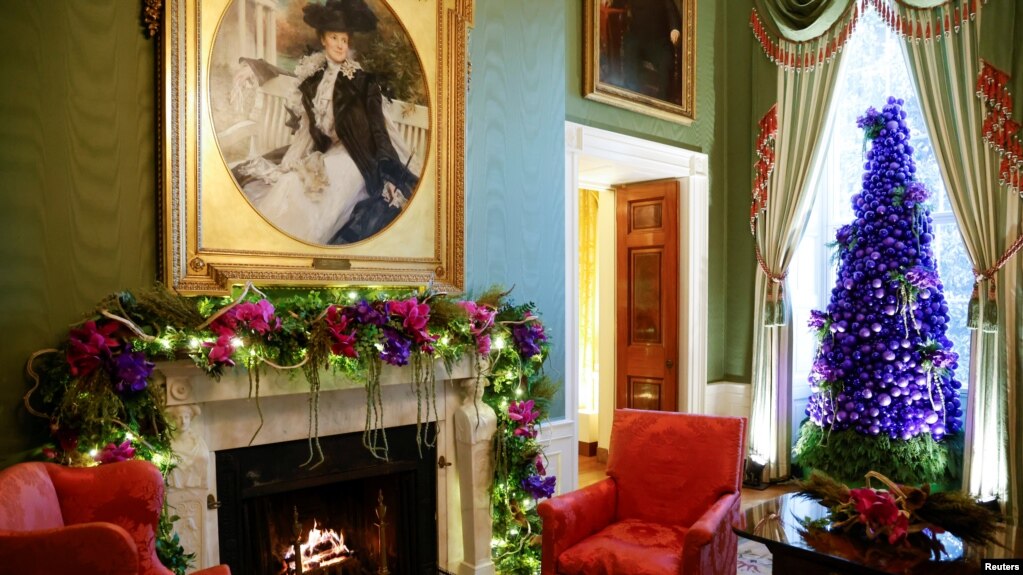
top-left (800, 98), bottom-right (962, 453)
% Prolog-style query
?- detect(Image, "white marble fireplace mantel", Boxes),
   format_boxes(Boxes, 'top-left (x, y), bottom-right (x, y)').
top-left (155, 359), bottom-right (497, 575)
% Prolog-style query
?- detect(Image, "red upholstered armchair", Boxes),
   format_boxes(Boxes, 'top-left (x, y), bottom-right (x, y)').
top-left (538, 409), bottom-right (747, 575)
top-left (0, 460), bottom-right (229, 575)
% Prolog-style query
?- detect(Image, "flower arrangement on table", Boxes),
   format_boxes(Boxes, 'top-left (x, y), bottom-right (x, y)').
top-left (798, 470), bottom-right (1002, 568)
top-left (21, 283), bottom-right (558, 575)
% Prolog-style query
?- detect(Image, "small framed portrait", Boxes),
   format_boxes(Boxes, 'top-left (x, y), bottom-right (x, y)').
top-left (583, 0), bottom-right (696, 123)
top-left (158, 0), bottom-right (469, 294)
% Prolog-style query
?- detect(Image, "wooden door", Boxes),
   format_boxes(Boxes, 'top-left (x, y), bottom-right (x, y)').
top-left (615, 180), bottom-right (679, 411)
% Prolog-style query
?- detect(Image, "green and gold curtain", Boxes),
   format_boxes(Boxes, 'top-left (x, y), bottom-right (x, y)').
top-left (751, 0), bottom-right (1023, 521)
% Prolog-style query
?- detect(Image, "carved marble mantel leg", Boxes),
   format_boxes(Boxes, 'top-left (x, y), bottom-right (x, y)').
top-left (454, 378), bottom-right (497, 575)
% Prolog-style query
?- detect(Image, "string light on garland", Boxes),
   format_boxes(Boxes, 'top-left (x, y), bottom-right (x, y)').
top-left (20, 283), bottom-right (558, 575)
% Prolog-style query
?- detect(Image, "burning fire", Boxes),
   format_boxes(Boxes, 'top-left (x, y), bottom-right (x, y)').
top-left (283, 521), bottom-right (352, 573)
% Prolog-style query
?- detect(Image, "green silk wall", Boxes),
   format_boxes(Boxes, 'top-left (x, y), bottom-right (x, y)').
top-left (0, 2), bottom-right (158, 460)
top-left (465, 0), bottom-right (567, 417)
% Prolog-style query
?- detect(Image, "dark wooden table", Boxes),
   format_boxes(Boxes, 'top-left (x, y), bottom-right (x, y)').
top-left (735, 493), bottom-right (1019, 574)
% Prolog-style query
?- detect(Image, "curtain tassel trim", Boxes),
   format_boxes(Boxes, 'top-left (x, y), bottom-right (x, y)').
top-left (751, 0), bottom-right (985, 71)
top-left (977, 60), bottom-right (1023, 196)
top-left (967, 230), bottom-right (1023, 332)
top-left (751, 104), bottom-right (778, 235)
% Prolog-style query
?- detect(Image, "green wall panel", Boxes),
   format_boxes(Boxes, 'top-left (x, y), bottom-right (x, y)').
top-left (0, 0), bottom-right (157, 458)
top-left (466, 0), bottom-right (567, 418)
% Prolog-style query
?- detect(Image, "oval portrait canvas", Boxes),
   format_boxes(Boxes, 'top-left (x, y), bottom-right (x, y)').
top-left (208, 0), bottom-right (430, 246)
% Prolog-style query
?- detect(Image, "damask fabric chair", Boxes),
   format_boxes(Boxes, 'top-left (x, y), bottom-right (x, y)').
top-left (0, 459), bottom-right (229, 575)
top-left (538, 409), bottom-right (747, 575)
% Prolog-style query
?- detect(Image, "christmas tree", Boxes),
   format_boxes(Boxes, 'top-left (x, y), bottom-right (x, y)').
top-left (793, 97), bottom-right (963, 485)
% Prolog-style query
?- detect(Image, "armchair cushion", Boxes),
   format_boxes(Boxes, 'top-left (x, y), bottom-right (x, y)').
top-left (557, 519), bottom-right (688, 575)
top-left (538, 477), bottom-right (617, 574)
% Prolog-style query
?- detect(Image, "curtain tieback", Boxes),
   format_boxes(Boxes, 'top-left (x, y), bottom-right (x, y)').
top-left (967, 231), bottom-right (1023, 332)
top-left (756, 244), bottom-right (787, 326)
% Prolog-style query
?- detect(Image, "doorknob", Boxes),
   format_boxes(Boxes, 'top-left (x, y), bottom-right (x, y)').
top-left (666, 359), bottom-right (674, 369)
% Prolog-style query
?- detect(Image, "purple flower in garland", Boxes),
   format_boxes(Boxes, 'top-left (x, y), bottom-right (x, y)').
top-left (476, 334), bottom-right (492, 356)
top-left (112, 350), bottom-right (154, 395)
top-left (512, 313), bottom-right (547, 358)
top-left (353, 300), bottom-right (387, 327)
top-left (904, 266), bottom-right (940, 290)
top-left (521, 475), bottom-right (557, 500)
top-left (380, 327), bottom-right (412, 366)
top-left (95, 440), bottom-right (136, 464)
top-left (904, 181), bottom-right (930, 205)
top-left (807, 309), bottom-right (829, 331)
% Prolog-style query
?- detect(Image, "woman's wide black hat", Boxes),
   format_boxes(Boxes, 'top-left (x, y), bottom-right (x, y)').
top-left (303, 0), bottom-right (377, 33)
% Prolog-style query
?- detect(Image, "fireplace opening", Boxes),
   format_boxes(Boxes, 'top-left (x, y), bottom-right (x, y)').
top-left (215, 424), bottom-right (438, 575)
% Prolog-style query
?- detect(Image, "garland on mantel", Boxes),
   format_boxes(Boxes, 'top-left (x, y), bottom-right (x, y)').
top-left (21, 283), bottom-right (558, 575)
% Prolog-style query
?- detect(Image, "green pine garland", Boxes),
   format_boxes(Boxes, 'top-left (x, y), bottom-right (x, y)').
top-left (21, 283), bottom-right (560, 575)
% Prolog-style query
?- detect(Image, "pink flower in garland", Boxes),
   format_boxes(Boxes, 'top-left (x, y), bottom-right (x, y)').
top-left (231, 300), bottom-right (281, 334)
top-left (95, 440), bottom-right (136, 464)
top-left (459, 301), bottom-right (497, 355)
top-left (388, 297), bottom-right (434, 344)
top-left (204, 334), bottom-right (236, 367)
top-left (508, 399), bottom-right (540, 437)
top-left (324, 305), bottom-right (358, 358)
top-left (535, 455), bottom-right (547, 476)
top-left (66, 321), bottom-right (120, 377)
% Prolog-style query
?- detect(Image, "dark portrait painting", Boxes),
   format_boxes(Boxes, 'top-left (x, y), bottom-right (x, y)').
top-left (209, 0), bottom-right (430, 246)
top-left (584, 0), bottom-right (695, 123)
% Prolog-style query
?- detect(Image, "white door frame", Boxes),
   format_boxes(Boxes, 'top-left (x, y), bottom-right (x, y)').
top-left (562, 121), bottom-right (709, 489)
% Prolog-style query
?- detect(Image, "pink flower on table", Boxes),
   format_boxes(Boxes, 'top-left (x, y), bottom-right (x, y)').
top-left (66, 321), bottom-right (120, 377)
top-left (849, 487), bottom-right (909, 544)
top-left (95, 440), bottom-right (136, 464)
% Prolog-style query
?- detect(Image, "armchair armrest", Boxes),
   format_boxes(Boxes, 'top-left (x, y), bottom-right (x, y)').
top-left (0, 522), bottom-right (139, 575)
top-left (681, 491), bottom-right (741, 575)
top-left (537, 477), bottom-right (617, 575)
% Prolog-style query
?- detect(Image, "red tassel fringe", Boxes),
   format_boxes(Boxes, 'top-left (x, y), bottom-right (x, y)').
top-left (751, 105), bottom-right (779, 235)
top-left (977, 61), bottom-right (1023, 196)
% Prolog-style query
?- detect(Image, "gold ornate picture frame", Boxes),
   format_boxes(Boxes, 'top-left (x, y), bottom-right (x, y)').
top-left (158, 0), bottom-right (470, 295)
top-left (583, 0), bottom-right (695, 123)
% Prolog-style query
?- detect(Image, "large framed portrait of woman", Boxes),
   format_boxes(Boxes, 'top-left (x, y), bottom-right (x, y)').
top-left (157, 0), bottom-right (470, 294)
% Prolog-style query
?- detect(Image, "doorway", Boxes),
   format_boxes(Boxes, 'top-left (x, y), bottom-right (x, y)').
top-left (565, 122), bottom-right (709, 468)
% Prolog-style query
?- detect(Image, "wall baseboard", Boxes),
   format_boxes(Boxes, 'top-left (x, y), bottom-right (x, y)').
top-left (578, 441), bottom-right (597, 457)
